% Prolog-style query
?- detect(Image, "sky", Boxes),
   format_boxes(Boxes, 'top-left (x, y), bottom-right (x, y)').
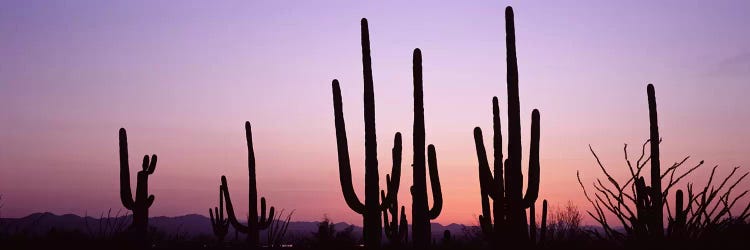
top-left (1, 0), bottom-right (750, 226)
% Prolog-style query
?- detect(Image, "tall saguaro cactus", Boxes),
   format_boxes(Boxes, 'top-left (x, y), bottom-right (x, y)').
top-left (209, 186), bottom-right (229, 242)
top-left (331, 18), bottom-right (403, 249)
top-left (647, 84), bottom-right (664, 238)
top-left (632, 84), bottom-right (665, 240)
top-left (410, 48), bottom-right (443, 249)
top-left (118, 128), bottom-right (157, 240)
top-left (221, 122), bottom-right (275, 247)
top-left (472, 6), bottom-right (542, 246)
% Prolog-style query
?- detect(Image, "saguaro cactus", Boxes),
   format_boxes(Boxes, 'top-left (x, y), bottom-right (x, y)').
top-left (118, 128), bottom-right (157, 240)
top-left (331, 18), bottom-right (403, 249)
top-left (209, 186), bottom-right (229, 242)
top-left (630, 84), bottom-right (666, 241)
top-left (667, 189), bottom-right (688, 238)
top-left (647, 84), bottom-right (664, 238)
top-left (540, 200), bottom-right (548, 243)
top-left (529, 200), bottom-right (548, 244)
top-left (221, 122), bottom-right (275, 247)
top-left (410, 48), bottom-right (444, 249)
top-left (472, 6), bottom-right (541, 246)
top-left (381, 189), bottom-right (408, 245)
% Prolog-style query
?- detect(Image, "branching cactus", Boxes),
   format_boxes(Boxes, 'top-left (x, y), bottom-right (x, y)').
top-left (381, 188), bottom-right (407, 245)
top-left (209, 185), bottom-right (229, 242)
top-left (221, 122), bottom-right (275, 247)
top-left (118, 128), bottom-right (157, 240)
top-left (410, 48), bottom-right (443, 249)
top-left (331, 18), bottom-right (403, 249)
top-left (472, 6), bottom-right (542, 246)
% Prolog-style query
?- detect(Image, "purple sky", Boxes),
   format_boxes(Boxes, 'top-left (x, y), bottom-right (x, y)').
top-left (1, 0), bottom-right (749, 225)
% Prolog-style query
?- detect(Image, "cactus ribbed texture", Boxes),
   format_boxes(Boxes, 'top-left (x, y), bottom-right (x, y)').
top-left (411, 48), bottom-right (443, 249)
top-left (331, 18), bottom-right (403, 249)
top-left (472, 6), bottom-right (542, 247)
top-left (209, 185), bottom-right (229, 242)
top-left (221, 122), bottom-right (275, 248)
top-left (118, 128), bottom-right (157, 241)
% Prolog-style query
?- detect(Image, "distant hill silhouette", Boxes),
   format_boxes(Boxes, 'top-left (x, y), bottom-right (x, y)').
top-left (0, 213), bottom-right (470, 240)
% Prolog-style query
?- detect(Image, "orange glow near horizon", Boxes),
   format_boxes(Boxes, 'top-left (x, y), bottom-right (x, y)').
top-left (1, 1), bottom-right (750, 227)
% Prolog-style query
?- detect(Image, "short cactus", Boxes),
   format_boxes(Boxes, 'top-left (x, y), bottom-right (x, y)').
top-left (209, 185), bottom-right (229, 242)
top-left (381, 188), bottom-right (408, 245)
top-left (118, 128), bottom-right (157, 240)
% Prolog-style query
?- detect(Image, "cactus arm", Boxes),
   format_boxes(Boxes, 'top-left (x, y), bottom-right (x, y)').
top-left (118, 128), bottom-right (136, 210)
top-left (331, 80), bottom-right (366, 214)
top-left (258, 197), bottom-right (275, 229)
top-left (491, 97), bottom-right (505, 201)
top-left (220, 176), bottom-right (250, 233)
top-left (381, 133), bottom-right (402, 209)
top-left (491, 97), bottom-right (506, 233)
top-left (145, 155), bottom-right (157, 174)
top-left (210, 208), bottom-right (217, 230)
top-left (474, 128), bottom-right (498, 199)
top-left (146, 195), bottom-right (154, 207)
top-left (522, 109), bottom-right (540, 208)
top-left (529, 202), bottom-right (536, 241)
top-left (260, 197), bottom-right (267, 226)
top-left (381, 190), bottom-right (391, 236)
top-left (427, 144), bottom-right (443, 219)
top-left (219, 185), bottom-right (224, 221)
top-left (540, 200), bottom-right (547, 243)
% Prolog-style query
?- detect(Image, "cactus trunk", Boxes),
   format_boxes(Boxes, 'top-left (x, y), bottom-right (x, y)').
top-left (411, 48), bottom-right (443, 249)
top-left (118, 128), bottom-right (157, 242)
top-left (221, 122), bottom-right (275, 248)
top-left (472, 6), bottom-right (542, 247)
top-left (647, 84), bottom-right (664, 238)
top-left (331, 18), bottom-right (402, 249)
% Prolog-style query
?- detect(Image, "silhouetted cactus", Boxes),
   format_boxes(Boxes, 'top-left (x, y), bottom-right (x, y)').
top-left (631, 84), bottom-right (665, 241)
top-left (667, 189), bottom-right (688, 238)
top-left (529, 199), bottom-right (549, 245)
top-left (540, 200), bottom-right (548, 243)
top-left (472, 6), bottom-right (541, 246)
top-left (118, 128), bottom-right (157, 241)
top-left (209, 185), bottom-right (229, 242)
top-left (381, 189), bottom-right (407, 245)
top-left (220, 122), bottom-right (275, 247)
top-left (331, 18), bottom-right (403, 249)
top-left (411, 48), bottom-right (444, 249)
top-left (443, 230), bottom-right (452, 244)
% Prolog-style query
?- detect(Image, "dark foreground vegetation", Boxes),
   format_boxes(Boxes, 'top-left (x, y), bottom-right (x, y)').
top-left (2, 4), bottom-right (749, 250)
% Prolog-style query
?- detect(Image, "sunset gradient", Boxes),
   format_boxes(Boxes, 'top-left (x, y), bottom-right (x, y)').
top-left (1, 0), bottom-right (750, 226)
